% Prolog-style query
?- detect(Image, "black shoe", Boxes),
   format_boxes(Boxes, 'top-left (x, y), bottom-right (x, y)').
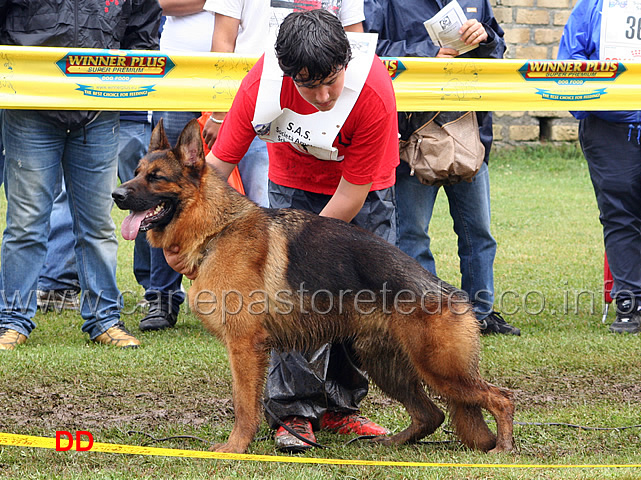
top-left (609, 298), bottom-right (641, 334)
top-left (480, 311), bottom-right (521, 336)
top-left (139, 301), bottom-right (178, 331)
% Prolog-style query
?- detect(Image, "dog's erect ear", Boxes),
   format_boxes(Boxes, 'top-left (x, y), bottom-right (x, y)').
top-left (149, 118), bottom-right (171, 152)
top-left (174, 119), bottom-right (205, 169)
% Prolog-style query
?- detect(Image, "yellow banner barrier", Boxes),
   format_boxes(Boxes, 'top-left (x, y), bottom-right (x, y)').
top-left (1, 432), bottom-right (641, 470)
top-left (1, 46), bottom-right (641, 112)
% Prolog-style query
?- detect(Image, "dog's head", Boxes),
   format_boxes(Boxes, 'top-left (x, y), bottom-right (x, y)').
top-left (112, 118), bottom-right (206, 240)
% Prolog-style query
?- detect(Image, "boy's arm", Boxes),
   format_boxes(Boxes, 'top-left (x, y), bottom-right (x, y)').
top-left (320, 178), bottom-right (372, 222)
top-left (206, 151), bottom-right (237, 179)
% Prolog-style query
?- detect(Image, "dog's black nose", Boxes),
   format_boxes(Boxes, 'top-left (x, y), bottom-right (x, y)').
top-left (112, 186), bottom-right (127, 205)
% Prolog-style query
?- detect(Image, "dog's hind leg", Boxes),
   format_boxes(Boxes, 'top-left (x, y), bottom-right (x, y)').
top-left (374, 380), bottom-right (446, 446)
top-left (483, 385), bottom-right (515, 453)
top-left (356, 342), bottom-right (445, 445)
top-left (449, 398), bottom-right (496, 451)
top-left (404, 311), bottom-right (515, 452)
top-left (210, 329), bottom-right (270, 454)
top-left (448, 384), bottom-right (514, 453)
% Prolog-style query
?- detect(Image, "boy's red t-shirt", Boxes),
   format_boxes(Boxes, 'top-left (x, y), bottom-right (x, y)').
top-left (212, 55), bottom-right (399, 195)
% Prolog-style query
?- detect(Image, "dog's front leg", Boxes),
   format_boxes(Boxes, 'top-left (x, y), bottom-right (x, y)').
top-left (210, 330), bottom-right (269, 454)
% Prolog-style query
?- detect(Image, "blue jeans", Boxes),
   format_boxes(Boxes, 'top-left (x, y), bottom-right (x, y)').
top-left (37, 182), bottom-right (81, 293)
top-left (0, 110), bottom-right (122, 339)
top-left (395, 160), bottom-right (496, 319)
top-left (238, 137), bottom-right (270, 207)
top-left (118, 119), bottom-right (153, 291)
top-left (0, 110), bottom-right (5, 183)
top-left (38, 119), bottom-right (154, 293)
top-left (143, 111), bottom-right (202, 309)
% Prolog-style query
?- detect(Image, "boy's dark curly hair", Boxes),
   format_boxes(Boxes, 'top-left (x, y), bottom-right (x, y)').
top-left (275, 9), bottom-right (352, 87)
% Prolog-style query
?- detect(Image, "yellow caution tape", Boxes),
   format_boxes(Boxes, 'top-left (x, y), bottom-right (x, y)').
top-left (1, 432), bottom-right (640, 469)
top-left (1, 46), bottom-right (641, 111)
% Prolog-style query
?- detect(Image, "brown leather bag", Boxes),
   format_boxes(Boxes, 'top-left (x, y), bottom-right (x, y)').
top-left (399, 111), bottom-right (485, 187)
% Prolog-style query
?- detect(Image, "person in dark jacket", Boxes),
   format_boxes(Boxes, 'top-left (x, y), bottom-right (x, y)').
top-left (558, 0), bottom-right (641, 334)
top-left (364, 0), bottom-right (520, 336)
top-left (0, 0), bottom-right (162, 350)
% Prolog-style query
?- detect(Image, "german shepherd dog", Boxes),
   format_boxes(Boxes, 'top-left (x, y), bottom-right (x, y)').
top-left (112, 119), bottom-right (515, 454)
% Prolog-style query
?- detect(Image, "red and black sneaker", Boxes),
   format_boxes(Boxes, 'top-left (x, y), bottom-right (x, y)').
top-left (320, 411), bottom-right (390, 436)
top-left (274, 416), bottom-right (317, 453)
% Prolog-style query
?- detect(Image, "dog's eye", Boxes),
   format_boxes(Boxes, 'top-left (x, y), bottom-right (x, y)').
top-left (146, 171), bottom-right (165, 182)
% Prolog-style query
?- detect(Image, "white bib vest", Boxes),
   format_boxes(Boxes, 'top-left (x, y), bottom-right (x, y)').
top-left (252, 32), bottom-right (378, 161)
top-left (600, 0), bottom-right (641, 61)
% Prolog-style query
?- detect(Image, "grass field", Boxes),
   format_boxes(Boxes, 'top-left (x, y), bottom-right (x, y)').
top-left (1, 143), bottom-right (640, 479)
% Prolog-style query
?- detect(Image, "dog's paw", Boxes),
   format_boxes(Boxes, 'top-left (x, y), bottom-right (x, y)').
top-left (208, 442), bottom-right (246, 454)
top-left (208, 442), bottom-right (224, 452)
top-left (488, 444), bottom-right (515, 454)
top-left (369, 435), bottom-right (392, 446)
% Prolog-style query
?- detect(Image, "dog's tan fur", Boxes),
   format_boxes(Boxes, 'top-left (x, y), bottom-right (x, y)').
top-left (113, 119), bottom-right (515, 454)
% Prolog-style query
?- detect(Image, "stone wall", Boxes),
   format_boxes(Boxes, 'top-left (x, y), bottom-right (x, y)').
top-left (491, 0), bottom-right (580, 146)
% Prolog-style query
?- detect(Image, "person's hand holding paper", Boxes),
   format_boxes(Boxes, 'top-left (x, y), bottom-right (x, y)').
top-left (424, 0), bottom-right (486, 56)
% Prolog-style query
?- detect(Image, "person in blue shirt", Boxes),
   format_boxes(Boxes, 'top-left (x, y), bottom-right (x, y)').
top-left (364, 0), bottom-right (520, 336)
top-left (558, 0), bottom-right (641, 333)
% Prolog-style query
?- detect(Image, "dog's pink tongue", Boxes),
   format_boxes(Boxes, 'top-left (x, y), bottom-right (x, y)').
top-left (121, 211), bottom-right (147, 241)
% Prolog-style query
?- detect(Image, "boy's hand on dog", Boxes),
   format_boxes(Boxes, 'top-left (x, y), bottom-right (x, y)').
top-left (164, 245), bottom-right (198, 280)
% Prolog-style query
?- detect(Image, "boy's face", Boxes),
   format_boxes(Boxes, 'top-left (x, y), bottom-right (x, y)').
top-left (293, 67), bottom-right (346, 112)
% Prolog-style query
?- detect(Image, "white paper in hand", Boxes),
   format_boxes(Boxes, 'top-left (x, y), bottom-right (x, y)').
top-left (424, 0), bottom-right (478, 55)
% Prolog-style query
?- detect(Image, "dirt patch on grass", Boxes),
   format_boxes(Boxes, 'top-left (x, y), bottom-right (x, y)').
top-left (509, 373), bottom-right (641, 409)
top-left (2, 370), bottom-right (639, 437)
top-left (0, 381), bottom-right (234, 434)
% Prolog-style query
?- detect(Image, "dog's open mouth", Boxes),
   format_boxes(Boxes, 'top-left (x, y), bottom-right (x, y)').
top-left (121, 202), bottom-right (170, 240)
